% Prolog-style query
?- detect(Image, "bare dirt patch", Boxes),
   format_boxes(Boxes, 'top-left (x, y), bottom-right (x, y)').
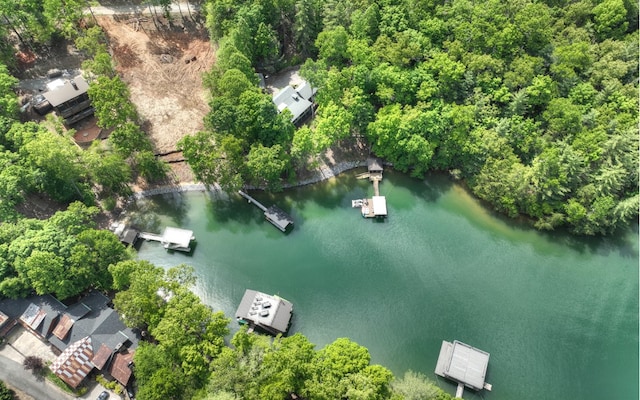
top-left (98, 14), bottom-right (215, 162)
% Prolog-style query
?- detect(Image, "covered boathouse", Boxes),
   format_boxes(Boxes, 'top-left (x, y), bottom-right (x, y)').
top-left (435, 340), bottom-right (492, 399)
top-left (235, 290), bottom-right (293, 336)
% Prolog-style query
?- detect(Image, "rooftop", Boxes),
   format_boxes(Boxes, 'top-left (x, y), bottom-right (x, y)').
top-left (42, 75), bottom-right (90, 107)
top-left (265, 205), bottom-right (294, 232)
top-left (161, 227), bottom-right (195, 250)
top-left (272, 80), bottom-right (316, 124)
top-left (50, 336), bottom-right (94, 388)
top-left (435, 340), bottom-right (490, 391)
top-left (236, 290), bottom-right (293, 335)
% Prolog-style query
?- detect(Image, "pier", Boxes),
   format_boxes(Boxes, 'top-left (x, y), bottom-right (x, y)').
top-left (352, 158), bottom-right (387, 218)
top-left (238, 190), bottom-right (294, 232)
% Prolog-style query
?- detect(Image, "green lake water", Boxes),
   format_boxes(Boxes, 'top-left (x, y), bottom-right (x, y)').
top-left (133, 170), bottom-right (639, 400)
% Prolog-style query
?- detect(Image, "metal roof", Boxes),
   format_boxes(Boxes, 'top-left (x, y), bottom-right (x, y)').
top-left (161, 227), bottom-right (195, 249)
top-left (435, 340), bottom-right (490, 391)
top-left (42, 75), bottom-right (90, 107)
top-left (51, 336), bottom-right (94, 388)
top-left (236, 290), bottom-right (293, 335)
top-left (372, 196), bottom-right (387, 216)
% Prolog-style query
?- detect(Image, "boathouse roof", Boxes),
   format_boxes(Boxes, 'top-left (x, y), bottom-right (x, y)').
top-left (265, 205), bottom-right (294, 232)
top-left (236, 290), bottom-right (293, 335)
top-left (161, 227), bottom-right (194, 249)
top-left (435, 340), bottom-right (490, 391)
top-left (367, 158), bottom-right (383, 173)
top-left (372, 196), bottom-right (387, 216)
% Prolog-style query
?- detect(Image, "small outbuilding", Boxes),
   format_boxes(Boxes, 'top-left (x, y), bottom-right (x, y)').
top-left (435, 340), bottom-right (492, 398)
top-left (235, 290), bottom-right (293, 336)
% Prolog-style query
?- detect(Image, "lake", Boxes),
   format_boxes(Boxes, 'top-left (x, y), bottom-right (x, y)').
top-left (132, 170), bottom-right (639, 400)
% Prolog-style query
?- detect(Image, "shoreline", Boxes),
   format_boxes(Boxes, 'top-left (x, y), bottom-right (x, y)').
top-left (131, 160), bottom-right (367, 199)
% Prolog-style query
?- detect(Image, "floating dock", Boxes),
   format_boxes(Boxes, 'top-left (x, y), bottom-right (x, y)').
top-left (352, 158), bottom-right (387, 218)
top-left (434, 340), bottom-right (492, 399)
top-left (139, 227), bottom-right (195, 252)
top-left (238, 190), bottom-right (294, 232)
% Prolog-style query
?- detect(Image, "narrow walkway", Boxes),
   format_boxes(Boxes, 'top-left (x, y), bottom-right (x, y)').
top-left (238, 190), bottom-right (267, 212)
top-left (138, 232), bottom-right (163, 242)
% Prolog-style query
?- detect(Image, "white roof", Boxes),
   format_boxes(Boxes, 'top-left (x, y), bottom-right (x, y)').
top-left (161, 227), bottom-right (194, 248)
top-left (372, 196), bottom-right (387, 216)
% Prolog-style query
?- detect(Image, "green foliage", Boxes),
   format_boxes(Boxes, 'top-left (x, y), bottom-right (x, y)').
top-left (197, 0), bottom-right (638, 235)
top-left (0, 380), bottom-right (16, 400)
top-left (0, 202), bottom-right (130, 299)
top-left (390, 370), bottom-right (453, 400)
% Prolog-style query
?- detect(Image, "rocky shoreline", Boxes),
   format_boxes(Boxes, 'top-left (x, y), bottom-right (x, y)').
top-left (131, 159), bottom-right (367, 199)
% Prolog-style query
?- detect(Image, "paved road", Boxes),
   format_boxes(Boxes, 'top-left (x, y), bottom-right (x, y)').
top-left (88, 2), bottom-right (200, 16)
top-left (0, 351), bottom-right (71, 400)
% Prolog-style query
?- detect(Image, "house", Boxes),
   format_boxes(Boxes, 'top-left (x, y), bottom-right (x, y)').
top-left (272, 80), bottom-right (317, 125)
top-left (235, 289), bottom-right (293, 336)
top-left (0, 290), bottom-right (139, 389)
top-left (42, 75), bottom-right (94, 125)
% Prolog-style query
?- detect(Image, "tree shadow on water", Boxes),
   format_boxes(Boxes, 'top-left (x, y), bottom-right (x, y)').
top-left (203, 191), bottom-right (263, 233)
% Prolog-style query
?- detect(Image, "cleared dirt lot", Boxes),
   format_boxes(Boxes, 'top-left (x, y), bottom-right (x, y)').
top-left (98, 14), bottom-right (215, 182)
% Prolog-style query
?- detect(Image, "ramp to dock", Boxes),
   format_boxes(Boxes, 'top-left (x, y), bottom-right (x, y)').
top-left (238, 190), bottom-right (267, 212)
top-left (139, 232), bottom-right (163, 242)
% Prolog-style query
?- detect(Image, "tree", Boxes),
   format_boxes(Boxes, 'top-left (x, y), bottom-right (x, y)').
top-left (390, 370), bottom-right (452, 400)
top-left (315, 26), bottom-right (349, 67)
top-left (593, 0), bottom-right (628, 40)
top-left (0, 64), bottom-right (18, 121)
top-left (245, 144), bottom-right (288, 191)
top-left (22, 356), bottom-right (44, 373)
top-left (0, 380), bottom-right (16, 400)
top-left (113, 262), bottom-right (167, 329)
top-left (88, 76), bottom-right (138, 129)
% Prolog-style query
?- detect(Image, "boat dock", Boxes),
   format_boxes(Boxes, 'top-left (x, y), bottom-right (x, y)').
top-left (434, 340), bottom-right (492, 399)
top-left (352, 158), bottom-right (388, 218)
top-left (238, 190), bottom-right (294, 232)
top-left (139, 227), bottom-right (196, 252)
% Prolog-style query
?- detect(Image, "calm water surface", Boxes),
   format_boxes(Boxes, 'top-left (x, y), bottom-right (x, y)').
top-left (132, 171), bottom-right (639, 400)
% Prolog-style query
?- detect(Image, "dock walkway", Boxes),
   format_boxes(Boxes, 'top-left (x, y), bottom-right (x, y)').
top-left (238, 190), bottom-right (294, 232)
top-left (238, 190), bottom-right (267, 212)
top-left (138, 232), bottom-right (163, 242)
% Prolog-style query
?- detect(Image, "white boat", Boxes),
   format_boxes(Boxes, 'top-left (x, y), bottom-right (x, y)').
top-left (352, 199), bottom-right (364, 208)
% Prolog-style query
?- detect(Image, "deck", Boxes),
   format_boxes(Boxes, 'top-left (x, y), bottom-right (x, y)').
top-left (353, 158), bottom-right (387, 219)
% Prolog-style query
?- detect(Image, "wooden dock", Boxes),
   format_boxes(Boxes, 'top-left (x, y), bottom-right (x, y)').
top-left (238, 190), bottom-right (294, 232)
top-left (352, 158), bottom-right (387, 218)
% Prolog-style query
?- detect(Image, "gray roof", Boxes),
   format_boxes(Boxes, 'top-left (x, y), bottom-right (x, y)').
top-left (0, 290), bottom-right (139, 353)
top-left (265, 205), bottom-right (294, 232)
top-left (272, 80), bottom-right (316, 124)
top-left (434, 340), bottom-right (490, 391)
top-left (42, 75), bottom-right (90, 107)
top-left (235, 290), bottom-right (293, 335)
top-left (367, 158), bottom-right (383, 172)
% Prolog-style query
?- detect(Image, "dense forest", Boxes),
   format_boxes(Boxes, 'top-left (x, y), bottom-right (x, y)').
top-left (180, 0), bottom-right (639, 235)
top-left (0, 0), bottom-right (638, 399)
